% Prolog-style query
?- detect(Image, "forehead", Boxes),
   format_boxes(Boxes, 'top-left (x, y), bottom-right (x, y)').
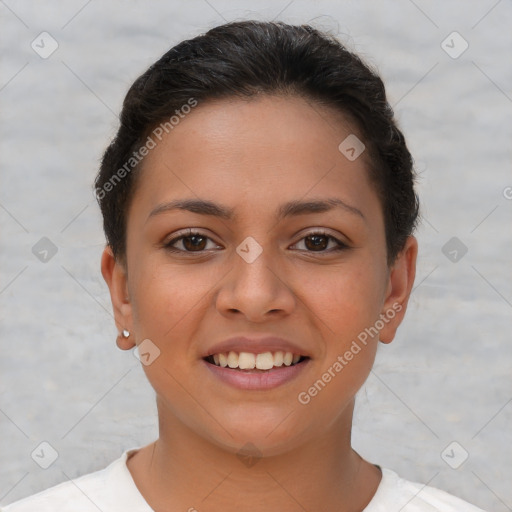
top-left (129, 94), bottom-right (381, 225)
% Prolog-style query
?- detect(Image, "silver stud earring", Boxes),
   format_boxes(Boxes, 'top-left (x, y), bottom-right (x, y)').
top-left (122, 329), bottom-right (130, 338)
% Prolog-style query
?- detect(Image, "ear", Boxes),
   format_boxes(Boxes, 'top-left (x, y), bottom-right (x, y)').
top-left (378, 236), bottom-right (418, 344)
top-left (101, 246), bottom-right (135, 350)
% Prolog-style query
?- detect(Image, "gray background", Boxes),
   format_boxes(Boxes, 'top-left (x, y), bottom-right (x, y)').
top-left (1, 1), bottom-right (511, 510)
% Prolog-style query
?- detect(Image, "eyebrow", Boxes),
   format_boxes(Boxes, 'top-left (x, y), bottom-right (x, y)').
top-left (147, 197), bottom-right (365, 222)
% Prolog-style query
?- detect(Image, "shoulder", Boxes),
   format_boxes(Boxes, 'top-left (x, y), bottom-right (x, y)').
top-left (0, 467), bottom-right (113, 512)
top-left (0, 448), bottom-right (150, 512)
top-left (364, 467), bottom-right (487, 512)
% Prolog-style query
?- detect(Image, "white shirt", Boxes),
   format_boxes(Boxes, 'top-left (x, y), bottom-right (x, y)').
top-left (1, 448), bottom-right (486, 511)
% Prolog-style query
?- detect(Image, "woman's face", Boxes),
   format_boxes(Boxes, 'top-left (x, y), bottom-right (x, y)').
top-left (104, 95), bottom-right (416, 456)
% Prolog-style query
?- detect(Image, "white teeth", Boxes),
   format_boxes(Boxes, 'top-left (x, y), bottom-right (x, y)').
top-left (227, 351), bottom-right (238, 369)
top-left (255, 352), bottom-right (274, 370)
top-left (238, 352), bottom-right (255, 369)
top-left (209, 350), bottom-right (304, 370)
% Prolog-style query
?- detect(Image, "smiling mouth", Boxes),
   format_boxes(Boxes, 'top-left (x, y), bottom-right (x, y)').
top-left (204, 351), bottom-right (309, 371)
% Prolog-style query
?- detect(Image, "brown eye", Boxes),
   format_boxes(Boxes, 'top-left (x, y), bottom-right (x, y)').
top-left (305, 234), bottom-right (329, 251)
top-left (164, 231), bottom-right (219, 253)
top-left (181, 234), bottom-right (207, 251)
top-left (292, 232), bottom-right (347, 253)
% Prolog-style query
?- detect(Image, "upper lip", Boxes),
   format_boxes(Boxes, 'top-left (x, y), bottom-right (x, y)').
top-left (202, 335), bottom-right (311, 359)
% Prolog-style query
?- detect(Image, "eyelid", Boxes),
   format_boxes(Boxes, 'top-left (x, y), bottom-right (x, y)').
top-left (294, 227), bottom-right (347, 243)
top-left (163, 228), bottom-right (209, 243)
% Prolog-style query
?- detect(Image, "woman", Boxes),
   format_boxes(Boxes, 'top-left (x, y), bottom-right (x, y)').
top-left (2, 20), bottom-right (485, 512)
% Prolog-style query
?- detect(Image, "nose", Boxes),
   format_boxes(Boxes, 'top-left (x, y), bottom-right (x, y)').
top-left (214, 239), bottom-right (296, 322)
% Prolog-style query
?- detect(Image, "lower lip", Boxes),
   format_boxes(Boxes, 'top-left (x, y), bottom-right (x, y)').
top-left (203, 359), bottom-right (310, 390)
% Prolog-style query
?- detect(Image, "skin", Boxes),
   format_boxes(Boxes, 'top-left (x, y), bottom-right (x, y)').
top-left (101, 94), bottom-right (417, 512)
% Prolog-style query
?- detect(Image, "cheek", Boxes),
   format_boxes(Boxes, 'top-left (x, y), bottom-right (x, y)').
top-left (306, 260), bottom-right (386, 339)
top-left (131, 263), bottom-right (210, 333)
top-left (128, 256), bottom-right (226, 383)
top-left (129, 265), bottom-right (204, 395)
top-left (295, 265), bottom-right (383, 415)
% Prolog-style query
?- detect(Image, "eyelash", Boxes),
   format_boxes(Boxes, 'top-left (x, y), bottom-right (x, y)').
top-left (163, 229), bottom-right (348, 254)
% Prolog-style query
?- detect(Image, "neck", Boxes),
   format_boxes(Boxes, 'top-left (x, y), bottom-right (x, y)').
top-left (127, 399), bottom-right (381, 512)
